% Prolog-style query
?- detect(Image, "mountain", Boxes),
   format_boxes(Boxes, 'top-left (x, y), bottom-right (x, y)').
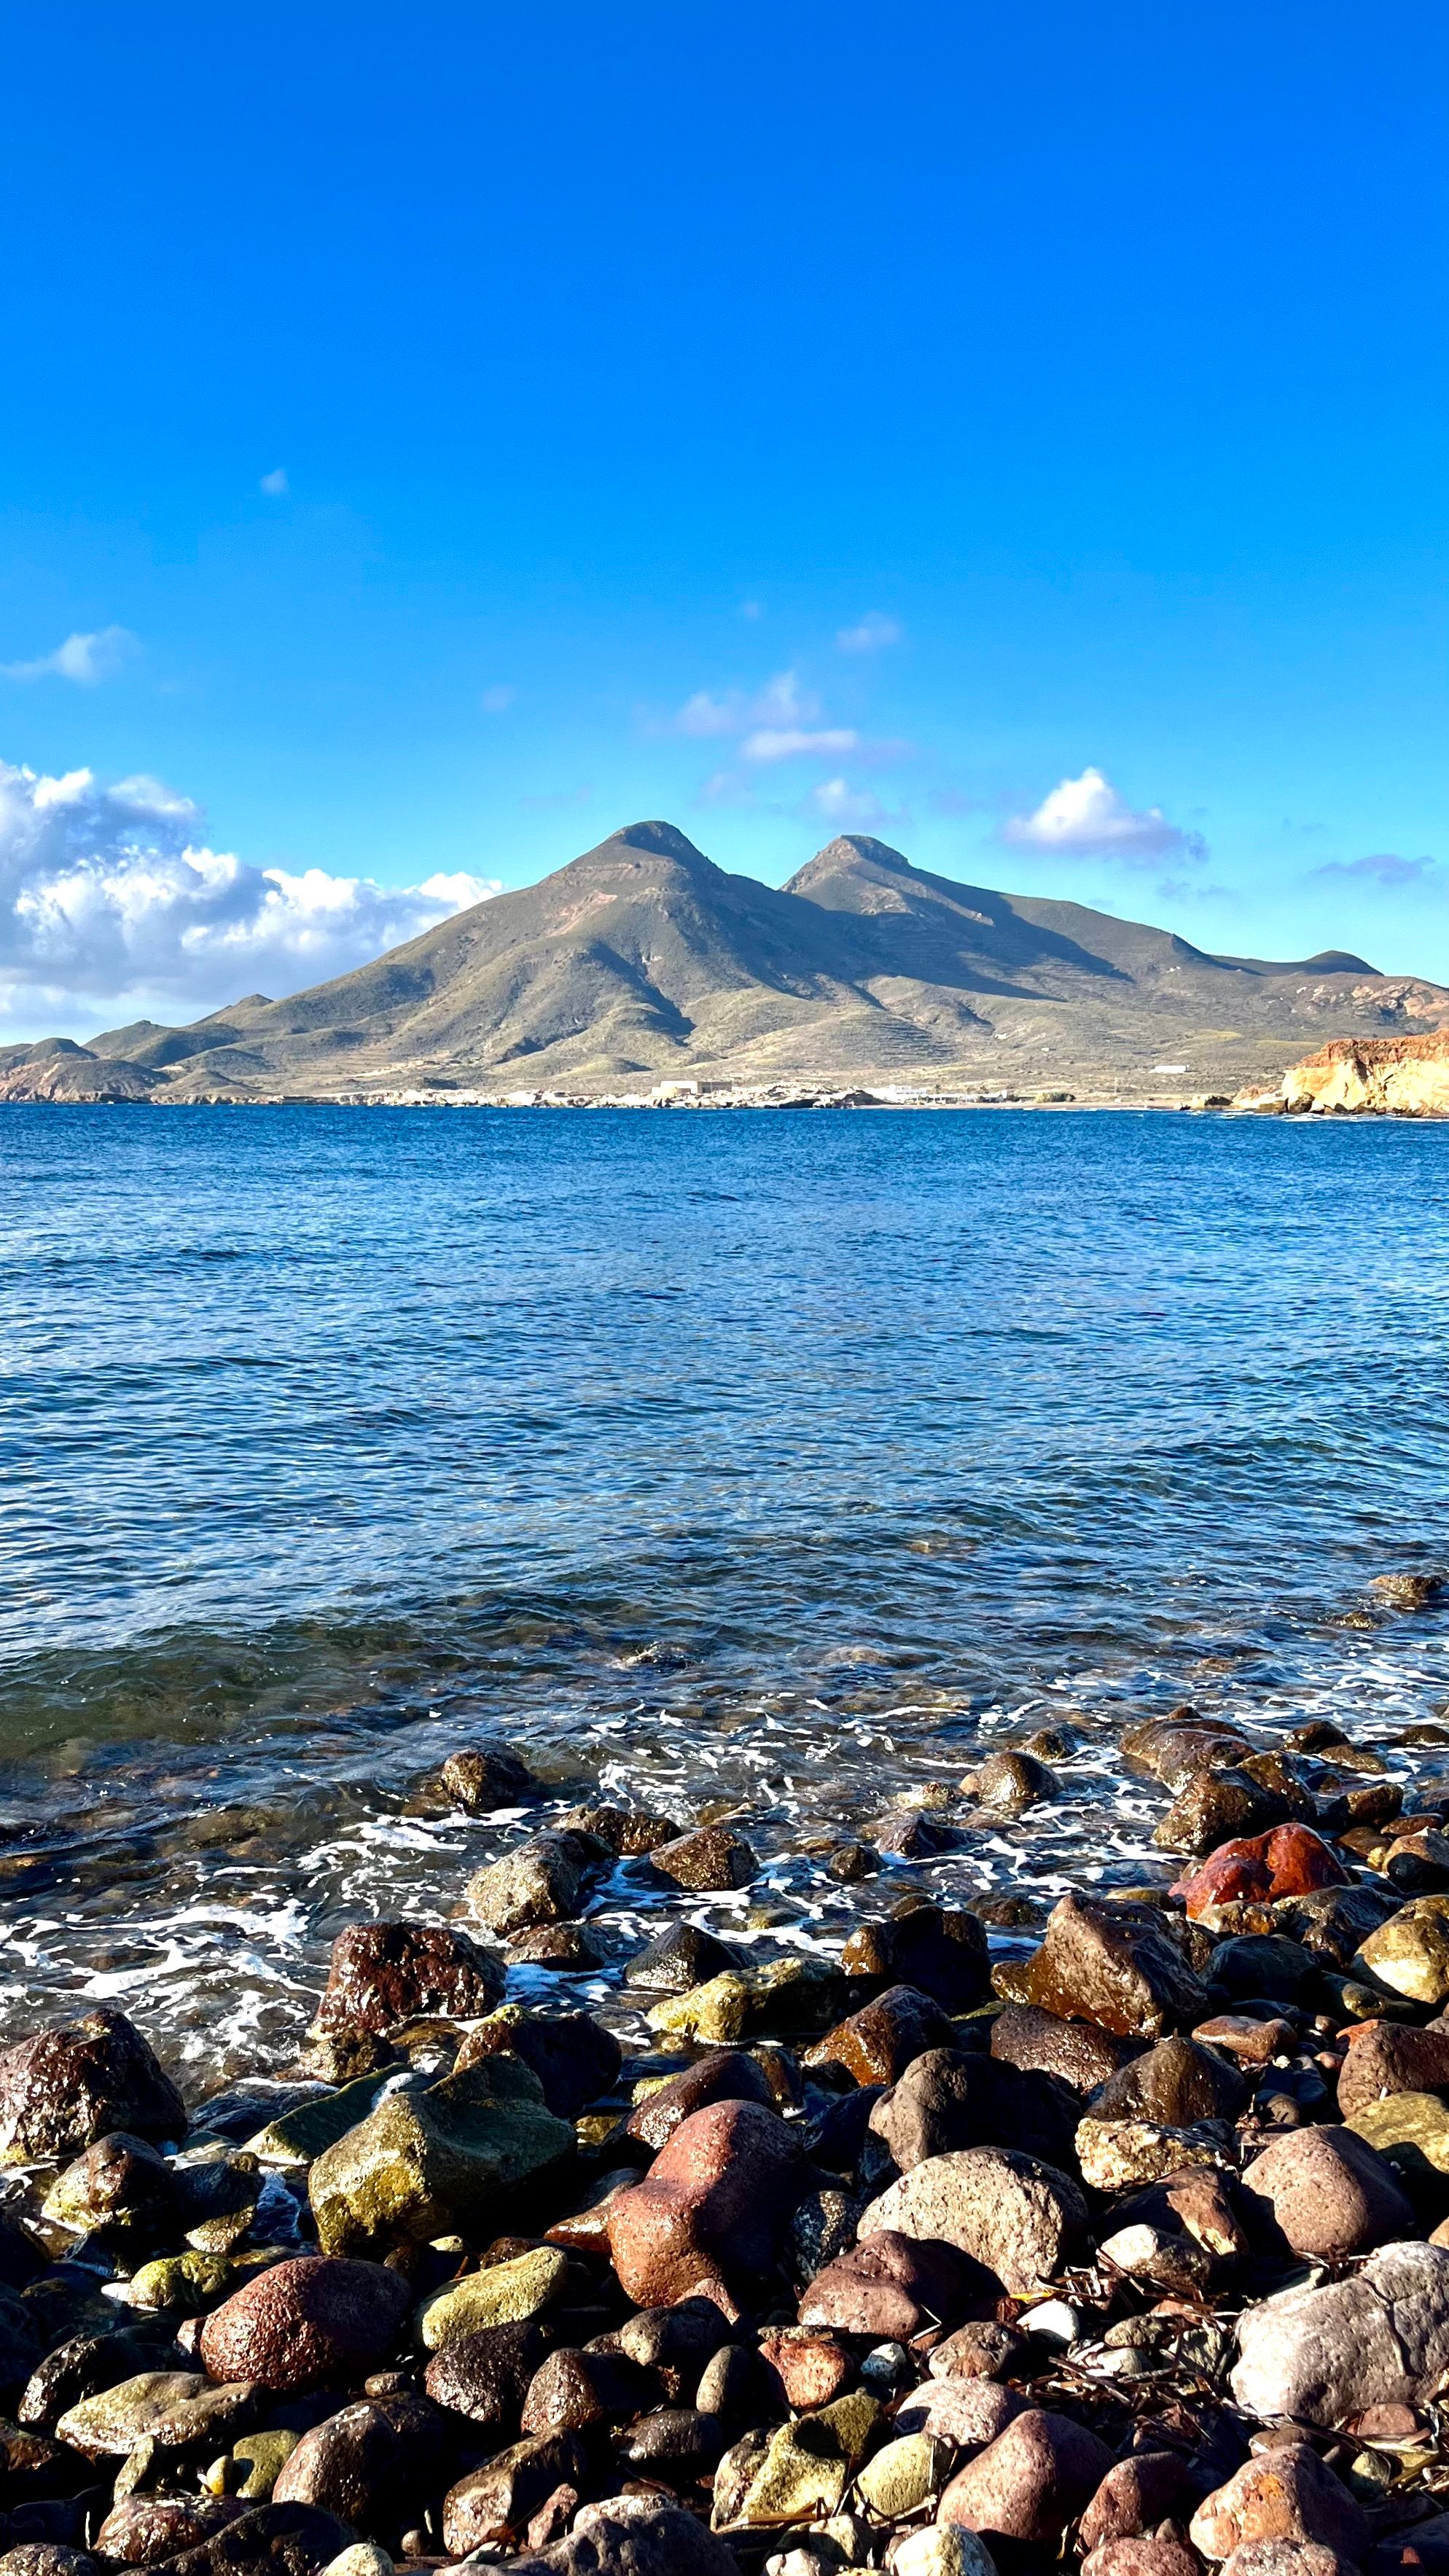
top-left (17, 819), bottom-right (1449, 1102)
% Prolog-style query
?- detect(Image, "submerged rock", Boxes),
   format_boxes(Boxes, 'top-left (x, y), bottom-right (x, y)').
top-left (466, 1831), bottom-right (610, 1937)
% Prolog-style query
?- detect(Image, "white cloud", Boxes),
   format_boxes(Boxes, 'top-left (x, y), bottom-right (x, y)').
top-left (1, 627), bottom-right (138, 685)
top-left (836, 612), bottom-right (902, 653)
top-left (480, 685), bottom-right (516, 714)
top-left (809, 778), bottom-right (891, 828)
top-left (743, 727), bottom-right (860, 762)
top-left (676, 668), bottom-right (821, 738)
top-left (1002, 766), bottom-right (1206, 865)
top-left (259, 467), bottom-right (289, 496)
top-left (0, 758), bottom-right (500, 1040)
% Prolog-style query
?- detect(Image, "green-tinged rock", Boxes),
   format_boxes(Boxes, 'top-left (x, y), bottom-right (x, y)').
top-left (127, 2250), bottom-right (238, 2312)
top-left (1346, 2090), bottom-right (1449, 2179)
top-left (246, 2073), bottom-right (399, 2166)
top-left (1355, 1898), bottom-right (1449, 2007)
top-left (415, 2244), bottom-right (569, 2350)
top-left (308, 2055), bottom-right (574, 2255)
top-left (722, 2389), bottom-right (880, 2529)
top-left (204, 2429), bottom-right (300, 2499)
top-left (856, 2431), bottom-right (952, 2517)
top-left (56, 2370), bottom-right (260, 2456)
top-left (179, 2149), bottom-right (261, 2252)
top-left (647, 1959), bottom-right (845, 2048)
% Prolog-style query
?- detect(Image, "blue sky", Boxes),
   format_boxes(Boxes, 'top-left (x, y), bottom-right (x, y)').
top-left (0, 1), bottom-right (1445, 1034)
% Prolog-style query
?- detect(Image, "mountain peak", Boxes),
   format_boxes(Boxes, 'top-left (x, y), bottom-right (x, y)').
top-left (607, 819), bottom-right (714, 864)
top-left (811, 834), bottom-right (913, 872)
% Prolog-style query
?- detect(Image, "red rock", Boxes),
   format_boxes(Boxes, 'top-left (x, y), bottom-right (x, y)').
top-left (798, 2230), bottom-right (981, 2339)
top-left (606, 2099), bottom-right (804, 2317)
top-left (311, 1921), bottom-right (503, 2037)
top-left (0, 2010), bottom-right (187, 2163)
top-left (804, 1983), bottom-right (956, 2084)
top-left (1081, 2544), bottom-right (1201, 2576)
top-left (1176, 1844), bottom-right (1275, 1917)
top-left (198, 2256), bottom-right (411, 2392)
top-left (1194, 2013), bottom-right (1297, 2064)
top-left (1190, 2445), bottom-right (1369, 2561)
top-left (1174, 1826), bottom-right (1349, 1919)
top-left (758, 2329), bottom-right (853, 2410)
top-left (623, 2052), bottom-right (775, 2150)
top-left (1336, 2020), bottom-right (1449, 2118)
top-left (936, 2405), bottom-right (1115, 2542)
top-left (1079, 2451), bottom-right (1194, 2550)
top-left (1240, 2125), bottom-right (1415, 2260)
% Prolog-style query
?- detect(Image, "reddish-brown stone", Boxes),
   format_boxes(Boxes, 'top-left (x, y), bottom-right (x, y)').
top-left (606, 2099), bottom-right (803, 2317)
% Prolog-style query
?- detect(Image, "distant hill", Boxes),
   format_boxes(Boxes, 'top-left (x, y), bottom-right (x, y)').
top-left (6, 820), bottom-right (1446, 1101)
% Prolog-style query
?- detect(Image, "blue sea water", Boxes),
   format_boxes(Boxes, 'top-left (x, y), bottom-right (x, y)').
top-left (1, 1104), bottom-right (1448, 2080)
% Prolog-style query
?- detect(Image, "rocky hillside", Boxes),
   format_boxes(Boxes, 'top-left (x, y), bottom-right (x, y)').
top-left (1275, 1032), bottom-right (1449, 1115)
top-left (6, 821), bottom-right (1447, 1102)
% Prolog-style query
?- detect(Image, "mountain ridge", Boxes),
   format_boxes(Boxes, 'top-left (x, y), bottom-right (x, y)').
top-left (4, 820), bottom-right (1445, 1102)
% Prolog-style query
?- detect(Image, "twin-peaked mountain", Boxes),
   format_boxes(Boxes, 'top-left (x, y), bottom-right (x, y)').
top-left (7, 821), bottom-right (1446, 1099)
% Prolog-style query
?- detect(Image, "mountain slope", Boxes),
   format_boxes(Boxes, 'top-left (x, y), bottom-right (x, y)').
top-left (55, 819), bottom-right (1449, 1101)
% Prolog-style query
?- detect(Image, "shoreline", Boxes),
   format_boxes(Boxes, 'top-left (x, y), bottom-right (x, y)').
top-left (4, 1687), bottom-right (1449, 2575)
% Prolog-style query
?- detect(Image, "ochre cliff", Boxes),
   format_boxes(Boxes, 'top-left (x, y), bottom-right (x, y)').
top-left (1276, 1031), bottom-right (1449, 1115)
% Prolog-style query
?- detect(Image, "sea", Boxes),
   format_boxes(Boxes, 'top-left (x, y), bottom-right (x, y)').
top-left (2, 1102), bottom-right (1447, 2091)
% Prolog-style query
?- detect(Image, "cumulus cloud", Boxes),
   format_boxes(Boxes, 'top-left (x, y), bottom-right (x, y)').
top-left (836, 612), bottom-right (902, 652)
top-left (1003, 766), bottom-right (1206, 866)
top-left (808, 778), bottom-right (895, 830)
top-left (259, 467), bottom-right (289, 496)
top-left (0, 760), bottom-right (499, 1039)
top-left (1311, 851), bottom-right (1438, 888)
top-left (1, 627), bottom-right (138, 685)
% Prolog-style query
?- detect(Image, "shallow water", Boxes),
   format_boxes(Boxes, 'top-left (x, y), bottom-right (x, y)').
top-left (2, 1104), bottom-right (1448, 2088)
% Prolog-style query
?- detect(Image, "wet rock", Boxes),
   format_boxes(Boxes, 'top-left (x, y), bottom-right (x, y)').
top-left (1232, 2241), bottom-right (1449, 2424)
top-left (1076, 2115), bottom-right (1234, 2191)
top-left (466, 1831), bottom-right (610, 1937)
top-left (988, 2003), bottom-right (1141, 2092)
top-left (454, 2005), bottom-right (620, 2119)
top-left (42, 2131), bottom-right (179, 2245)
top-left (199, 2255), bottom-right (410, 2391)
top-left (648, 1959), bottom-right (846, 2048)
top-left (271, 2396), bottom-right (445, 2536)
top-left (308, 2056), bottom-right (574, 2255)
top-left (16, 2332), bottom-right (164, 2432)
top-left (439, 1745), bottom-right (541, 1811)
top-left (557, 1803), bottom-right (673, 1855)
top-left (416, 2244), bottom-right (568, 2349)
top-left (1091, 2031), bottom-right (1248, 2126)
top-left (1386, 1830), bottom-right (1449, 1894)
top-left (0, 2010), bottom-right (186, 2164)
top-left (624, 2050), bottom-right (776, 2150)
top-left (1346, 2089), bottom-right (1449, 2187)
top-left (55, 2373), bottom-right (260, 2456)
top-left (1241, 2124), bottom-right (1415, 2259)
top-left (1175, 1828), bottom-right (1351, 1919)
top-left (860, 2145), bottom-right (1088, 2296)
top-left (935, 2405), bottom-right (1115, 2545)
top-left (623, 1924), bottom-right (743, 1997)
top-left (1122, 1715), bottom-right (1256, 1789)
top-left (714, 2388), bottom-right (878, 2528)
top-left (422, 2316), bottom-right (552, 2430)
top-left (827, 1842), bottom-right (877, 1884)
top-left (875, 1811), bottom-right (957, 1859)
top-left (798, 2231), bottom-right (977, 2338)
top-left (520, 2347), bottom-right (655, 2435)
top-left (971, 1753), bottom-right (1058, 1816)
top-left (1079, 2452), bottom-right (1193, 2550)
top-left (867, 2048), bottom-right (1078, 2171)
top-left (1004, 1894), bottom-right (1208, 2038)
top-left (649, 1826), bottom-right (757, 1891)
top-left (1356, 1900), bottom-right (1449, 2007)
top-left (805, 1985), bottom-right (957, 2085)
top-left (1210, 1935), bottom-right (1321, 2006)
top-left (217, 2429), bottom-right (302, 2500)
top-left (1195, 2013), bottom-right (1299, 2064)
top-left (159, 2504), bottom-right (353, 2576)
top-left (607, 2098), bottom-right (805, 2315)
top-left (442, 2430), bottom-right (588, 2553)
top-left (1156, 1770), bottom-right (1294, 1857)
top-left (129, 2249), bottom-right (238, 2312)
top-left (1190, 2446), bottom-right (1369, 2561)
top-left (310, 1922), bottom-right (503, 2042)
top-left (928, 2321), bottom-right (1026, 2381)
top-left (508, 1924), bottom-right (606, 1970)
top-left (840, 1907), bottom-right (990, 2013)
top-left (0, 2553), bottom-right (103, 2576)
top-left (1338, 2019), bottom-right (1449, 2123)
